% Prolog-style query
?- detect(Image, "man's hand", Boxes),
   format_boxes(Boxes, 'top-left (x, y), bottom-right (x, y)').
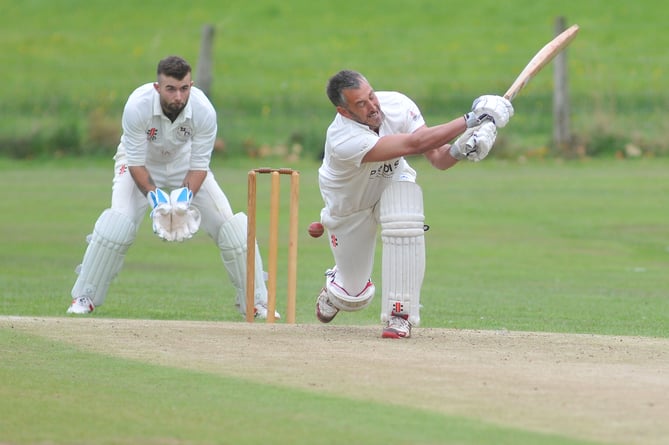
top-left (147, 188), bottom-right (173, 241)
top-left (169, 187), bottom-right (200, 242)
top-left (465, 95), bottom-right (514, 128)
top-left (449, 122), bottom-right (497, 162)
top-left (170, 187), bottom-right (193, 212)
top-left (170, 207), bottom-right (201, 242)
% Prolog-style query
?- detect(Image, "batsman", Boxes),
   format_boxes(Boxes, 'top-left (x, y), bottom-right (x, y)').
top-left (67, 56), bottom-right (277, 319)
top-left (315, 70), bottom-right (513, 338)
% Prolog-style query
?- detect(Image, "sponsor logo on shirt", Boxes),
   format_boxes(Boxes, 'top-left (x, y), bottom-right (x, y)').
top-left (369, 160), bottom-right (400, 179)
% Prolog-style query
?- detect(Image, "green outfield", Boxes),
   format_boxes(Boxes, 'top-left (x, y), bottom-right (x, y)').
top-left (2, 158), bottom-right (668, 445)
top-left (2, 157), bottom-right (667, 334)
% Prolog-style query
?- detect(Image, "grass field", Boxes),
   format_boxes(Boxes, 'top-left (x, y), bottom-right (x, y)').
top-left (2, 157), bottom-right (668, 336)
top-left (2, 157), bottom-right (668, 445)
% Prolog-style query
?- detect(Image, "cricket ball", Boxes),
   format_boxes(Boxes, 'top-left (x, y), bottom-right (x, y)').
top-left (308, 222), bottom-right (324, 238)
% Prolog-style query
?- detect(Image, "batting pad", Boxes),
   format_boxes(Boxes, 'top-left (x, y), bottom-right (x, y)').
top-left (379, 181), bottom-right (425, 326)
top-left (71, 209), bottom-right (137, 307)
top-left (217, 212), bottom-right (268, 314)
top-left (324, 267), bottom-right (376, 312)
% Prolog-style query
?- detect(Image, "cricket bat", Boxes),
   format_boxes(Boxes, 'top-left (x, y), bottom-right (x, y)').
top-left (465, 25), bottom-right (579, 153)
top-left (504, 24), bottom-right (580, 102)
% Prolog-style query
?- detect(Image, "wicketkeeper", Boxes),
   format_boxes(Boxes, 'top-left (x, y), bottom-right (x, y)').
top-left (315, 70), bottom-right (513, 338)
top-left (67, 56), bottom-right (277, 319)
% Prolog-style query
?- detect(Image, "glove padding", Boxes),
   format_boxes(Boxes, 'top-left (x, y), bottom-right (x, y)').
top-left (170, 186), bottom-right (193, 212)
top-left (449, 122), bottom-right (497, 162)
top-left (169, 188), bottom-right (200, 242)
top-left (465, 95), bottom-right (514, 128)
top-left (147, 187), bottom-right (200, 242)
top-left (147, 188), bottom-right (173, 241)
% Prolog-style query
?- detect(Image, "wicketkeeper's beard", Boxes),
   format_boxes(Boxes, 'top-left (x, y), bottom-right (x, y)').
top-left (169, 102), bottom-right (186, 113)
top-left (161, 99), bottom-right (187, 117)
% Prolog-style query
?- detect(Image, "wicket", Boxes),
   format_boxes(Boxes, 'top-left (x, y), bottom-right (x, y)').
top-left (246, 168), bottom-right (300, 323)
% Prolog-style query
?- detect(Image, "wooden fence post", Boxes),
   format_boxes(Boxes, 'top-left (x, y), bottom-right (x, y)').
top-left (196, 24), bottom-right (215, 97)
top-left (553, 16), bottom-right (572, 156)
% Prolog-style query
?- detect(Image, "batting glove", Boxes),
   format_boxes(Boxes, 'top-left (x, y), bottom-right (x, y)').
top-left (468, 95), bottom-right (514, 128)
top-left (450, 122), bottom-right (497, 162)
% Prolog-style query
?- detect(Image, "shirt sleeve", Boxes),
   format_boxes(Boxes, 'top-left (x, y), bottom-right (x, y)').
top-left (334, 132), bottom-right (378, 167)
top-left (402, 95), bottom-right (425, 134)
top-left (121, 100), bottom-right (150, 167)
top-left (327, 118), bottom-right (379, 169)
top-left (189, 92), bottom-right (217, 170)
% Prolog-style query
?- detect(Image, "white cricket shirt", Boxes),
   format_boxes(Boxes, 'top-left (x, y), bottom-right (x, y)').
top-left (318, 91), bottom-right (425, 217)
top-left (117, 83), bottom-right (217, 170)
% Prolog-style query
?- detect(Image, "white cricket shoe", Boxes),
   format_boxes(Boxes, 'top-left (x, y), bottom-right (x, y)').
top-left (382, 315), bottom-right (411, 339)
top-left (67, 296), bottom-right (95, 314)
top-left (254, 302), bottom-right (281, 320)
top-left (315, 287), bottom-right (339, 323)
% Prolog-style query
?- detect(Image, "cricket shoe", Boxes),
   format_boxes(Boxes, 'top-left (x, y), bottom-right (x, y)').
top-left (66, 296), bottom-right (95, 314)
top-left (315, 287), bottom-right (339, 323)
top-left (254, 302), bottom-right (281, 320)
top-left (382, 315), bottom-right (411, 339)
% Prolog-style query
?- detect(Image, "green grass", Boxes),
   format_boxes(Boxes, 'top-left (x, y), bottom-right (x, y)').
top-left (3, 0), bottom-right (669, 157)
top-left (2, 158), bottom-right (664, 445)
top-left (1, 157), bottom-right (667, 337)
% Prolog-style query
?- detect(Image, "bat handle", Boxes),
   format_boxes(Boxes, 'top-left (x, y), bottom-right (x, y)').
top-left (465, 135), bottom-right (477, 154)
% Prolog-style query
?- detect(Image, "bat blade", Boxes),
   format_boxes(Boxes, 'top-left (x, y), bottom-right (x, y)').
top-left (504, 24), bottom-right (580, 102)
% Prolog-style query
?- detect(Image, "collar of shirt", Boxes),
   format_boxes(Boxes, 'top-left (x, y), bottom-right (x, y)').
top-left (152, 91), bottom-right (193, 123)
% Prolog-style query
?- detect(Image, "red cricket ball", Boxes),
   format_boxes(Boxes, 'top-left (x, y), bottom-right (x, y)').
top-left (308, 222), bottom-right (324, 238)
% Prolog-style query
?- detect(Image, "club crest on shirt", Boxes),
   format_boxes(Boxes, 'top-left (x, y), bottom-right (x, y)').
top-left (369, 160), bottom-right (400, 179)
top-left (146, 128), bottom-right (158, 141)
top-left (176, 125), bottom-right (193, 141)
top-left (409, 109), bottom-right (422, 122)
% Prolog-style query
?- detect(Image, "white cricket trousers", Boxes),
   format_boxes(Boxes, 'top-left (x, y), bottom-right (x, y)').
top-left (320, 205), bottom-right (379, 296)
top-left (110, 153), bottom-right (235, 238)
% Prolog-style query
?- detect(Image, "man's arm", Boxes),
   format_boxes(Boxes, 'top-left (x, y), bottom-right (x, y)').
top-left (181, 170), bottom-right (207, 195)
top-left (128, 166), bottom-right (207, 197)
top-left (422, 144), bottom-right (460, 170)
top-left (361, 117), bottom-right (466, 163)
top-left (128, 166), bottom-right (156, 196)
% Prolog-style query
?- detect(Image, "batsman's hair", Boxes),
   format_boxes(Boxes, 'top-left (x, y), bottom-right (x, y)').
top-left (326, 69), bottom-right (367, 107)
top-left (157, 56), bottom-right (192, 80)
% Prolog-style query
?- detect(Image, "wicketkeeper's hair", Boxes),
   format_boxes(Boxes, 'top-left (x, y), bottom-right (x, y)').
top-left (157, 56), bottom-right (192, 80)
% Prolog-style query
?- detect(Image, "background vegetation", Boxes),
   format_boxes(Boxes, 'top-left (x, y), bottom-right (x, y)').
top-left (2, 0), bottom-right (669, 159)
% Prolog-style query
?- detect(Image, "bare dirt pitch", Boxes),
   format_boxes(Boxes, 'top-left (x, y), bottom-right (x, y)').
top-left (3, 316), bottom-right (668, 445)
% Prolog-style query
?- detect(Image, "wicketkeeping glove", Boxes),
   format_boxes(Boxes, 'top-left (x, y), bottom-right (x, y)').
top-left (170, 186), bottom-right (193, 213)
top-left (465, 95), bottom-right (514, 128)
top-left (147, 188), bottom-right (173, 241)
top-left (169, 187), bottom-right (200, 242)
